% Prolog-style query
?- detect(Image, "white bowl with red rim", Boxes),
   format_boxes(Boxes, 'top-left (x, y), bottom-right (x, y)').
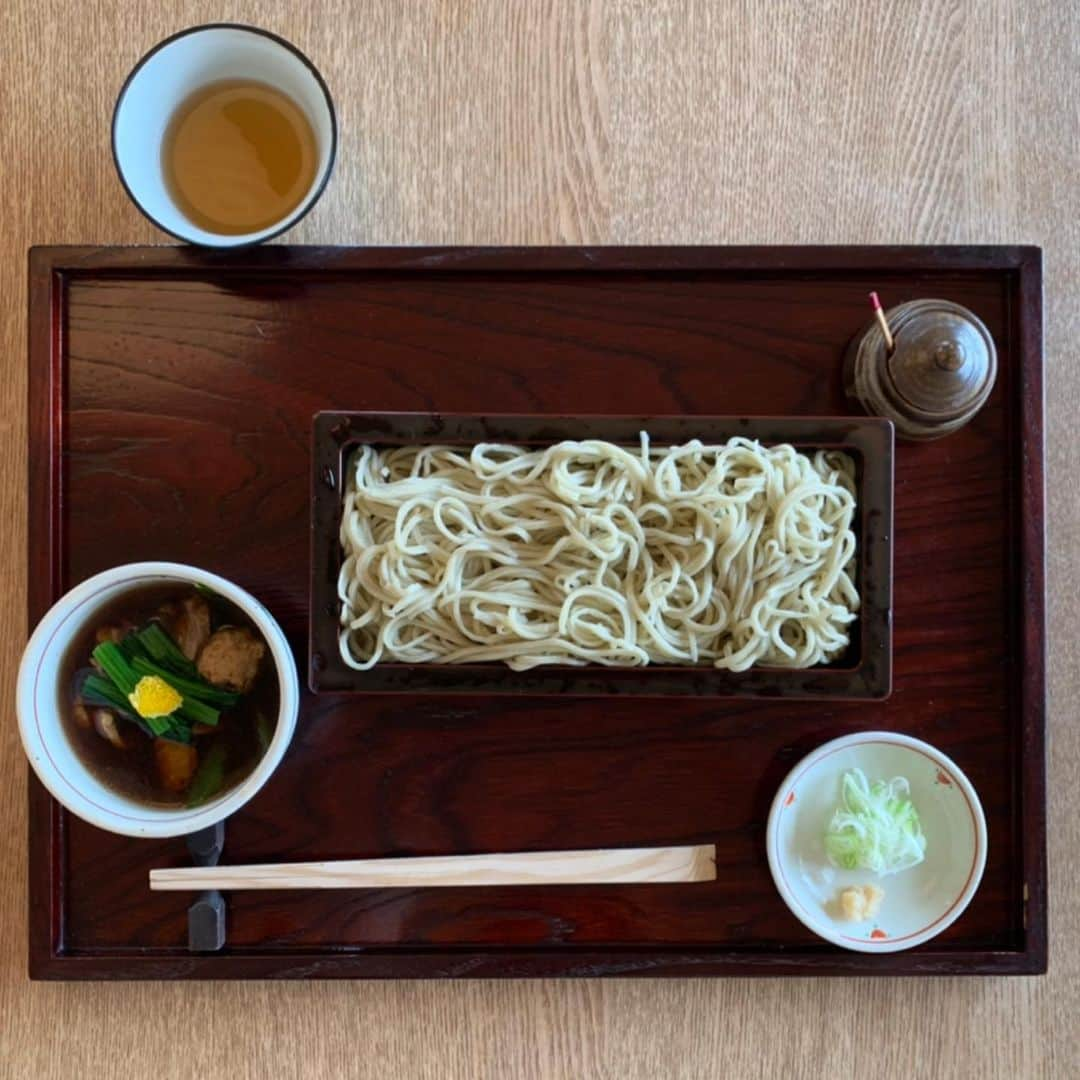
top-left (17, 562), bottom-right (299, 838)
top-left (766, 731), bottom-right (987, 952)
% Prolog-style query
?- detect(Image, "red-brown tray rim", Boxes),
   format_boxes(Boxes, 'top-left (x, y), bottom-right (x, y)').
top-left (309, 411), bottom-right (894, 698)
top-left (26, 245), bottom-right (1046, 978)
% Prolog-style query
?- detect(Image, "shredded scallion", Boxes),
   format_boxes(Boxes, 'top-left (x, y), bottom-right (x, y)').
top-left (824, 768), bottom-right (927, 876)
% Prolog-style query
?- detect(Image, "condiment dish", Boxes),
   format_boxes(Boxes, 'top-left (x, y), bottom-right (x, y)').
top-left (767, 731), bottom-right (987, 952)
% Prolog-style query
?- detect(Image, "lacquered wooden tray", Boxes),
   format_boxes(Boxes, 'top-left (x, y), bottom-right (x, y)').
top-left (27, 245), bottom-right (1045, 978)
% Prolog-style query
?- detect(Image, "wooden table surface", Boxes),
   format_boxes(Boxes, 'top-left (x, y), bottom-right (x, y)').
top-left (1, 2), bottom-right (1075, 1077)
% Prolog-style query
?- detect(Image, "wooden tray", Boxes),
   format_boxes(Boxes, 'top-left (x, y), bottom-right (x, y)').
top-left (27, 245), bottom-right (1045, 978)
top-left (310, 411), bottom-right (894, 698)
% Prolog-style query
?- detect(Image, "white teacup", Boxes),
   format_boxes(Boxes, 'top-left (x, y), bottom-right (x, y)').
top-left (111, 23), bottom-right (337, 247)
top-left (17, 562), bottom-right (300, 838)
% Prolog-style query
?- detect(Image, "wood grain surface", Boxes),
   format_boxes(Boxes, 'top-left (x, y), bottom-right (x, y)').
top-left (0, 1), bottom-right (1076, 1078)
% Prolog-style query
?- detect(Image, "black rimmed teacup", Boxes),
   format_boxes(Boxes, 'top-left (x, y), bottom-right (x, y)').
top-left (111, 23), bottom-right (337, 247)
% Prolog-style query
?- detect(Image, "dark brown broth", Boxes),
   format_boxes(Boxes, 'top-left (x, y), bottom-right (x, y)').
top-left (60, 583), bottom-right (278, 807)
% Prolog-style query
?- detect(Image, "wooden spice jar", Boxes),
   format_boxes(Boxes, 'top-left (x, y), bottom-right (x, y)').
top-left (844, 299), bottom-right (997, 440)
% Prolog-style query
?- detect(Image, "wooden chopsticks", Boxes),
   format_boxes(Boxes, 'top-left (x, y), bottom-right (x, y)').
top-left (150, 844), bottom-right (717, 891)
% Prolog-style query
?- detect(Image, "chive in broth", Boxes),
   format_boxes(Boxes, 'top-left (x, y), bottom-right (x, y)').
top-left (59, 583), bottom-right (278, 808)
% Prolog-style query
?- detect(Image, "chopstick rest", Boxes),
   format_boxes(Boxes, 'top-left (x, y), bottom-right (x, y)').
top-left (185, 821), bottom-right (226, 952)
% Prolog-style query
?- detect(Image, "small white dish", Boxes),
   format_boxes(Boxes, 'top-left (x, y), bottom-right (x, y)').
top-left (17, 562), bottom-right (299, 838)
top-left (766, 732), bottom-right (987, 952)
top-left (111, 23), bottom-right (337, 247)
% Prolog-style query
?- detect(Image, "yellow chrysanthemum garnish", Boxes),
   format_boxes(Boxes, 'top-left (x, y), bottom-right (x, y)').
top-left (128, 675), bottom-right (183, 719)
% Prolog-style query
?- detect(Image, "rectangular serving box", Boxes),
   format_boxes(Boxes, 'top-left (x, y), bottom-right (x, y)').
top-left (27, 245), bottom-right (1045, 977)
top-left (310, 412), bottom-right (894, 698)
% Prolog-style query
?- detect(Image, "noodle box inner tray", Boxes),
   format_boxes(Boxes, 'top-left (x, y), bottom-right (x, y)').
top-left (310, 412), bottom-right (894, 699)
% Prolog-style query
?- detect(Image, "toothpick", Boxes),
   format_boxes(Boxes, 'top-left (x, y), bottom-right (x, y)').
top-left (869, 291), bottom-right (895, 353)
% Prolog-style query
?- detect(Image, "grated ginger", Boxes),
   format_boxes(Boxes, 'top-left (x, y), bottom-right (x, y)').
top-left (838, 884), bottom-right (885, 922)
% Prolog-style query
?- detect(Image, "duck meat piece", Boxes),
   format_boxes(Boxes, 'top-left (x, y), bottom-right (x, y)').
top-left (92, 709), bottom-right (127, 749)
top-left (196, 627), bottom-right (266, 693)
top-left (168, 594), bottom-right (212, 661)
top-left (91, 621), bottom-right (134, 669)
top-left (95, 622), bottom-right (133, 646)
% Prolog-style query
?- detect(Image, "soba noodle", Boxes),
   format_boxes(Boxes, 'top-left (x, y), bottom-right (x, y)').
top-left (337, 435), bottom-right (858, 672)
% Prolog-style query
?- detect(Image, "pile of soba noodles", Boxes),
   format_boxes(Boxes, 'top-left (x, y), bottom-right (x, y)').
top-left (337, 435), bottom-right (859, 672)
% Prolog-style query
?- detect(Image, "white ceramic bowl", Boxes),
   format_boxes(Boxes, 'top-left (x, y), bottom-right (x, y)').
top-left (766, 732), bottom-right (987, 952)
top-left (112, 23), bottom-right (337, 247)
top-left (17, 562), bottom-right (299, 838)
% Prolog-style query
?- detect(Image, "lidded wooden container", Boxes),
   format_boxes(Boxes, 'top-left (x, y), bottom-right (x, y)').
top-left (844, 299), bottom-right (997, 440)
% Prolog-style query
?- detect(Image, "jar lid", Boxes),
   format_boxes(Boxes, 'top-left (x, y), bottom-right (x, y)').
top-left (885, 300), bottom-right (996, 419)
